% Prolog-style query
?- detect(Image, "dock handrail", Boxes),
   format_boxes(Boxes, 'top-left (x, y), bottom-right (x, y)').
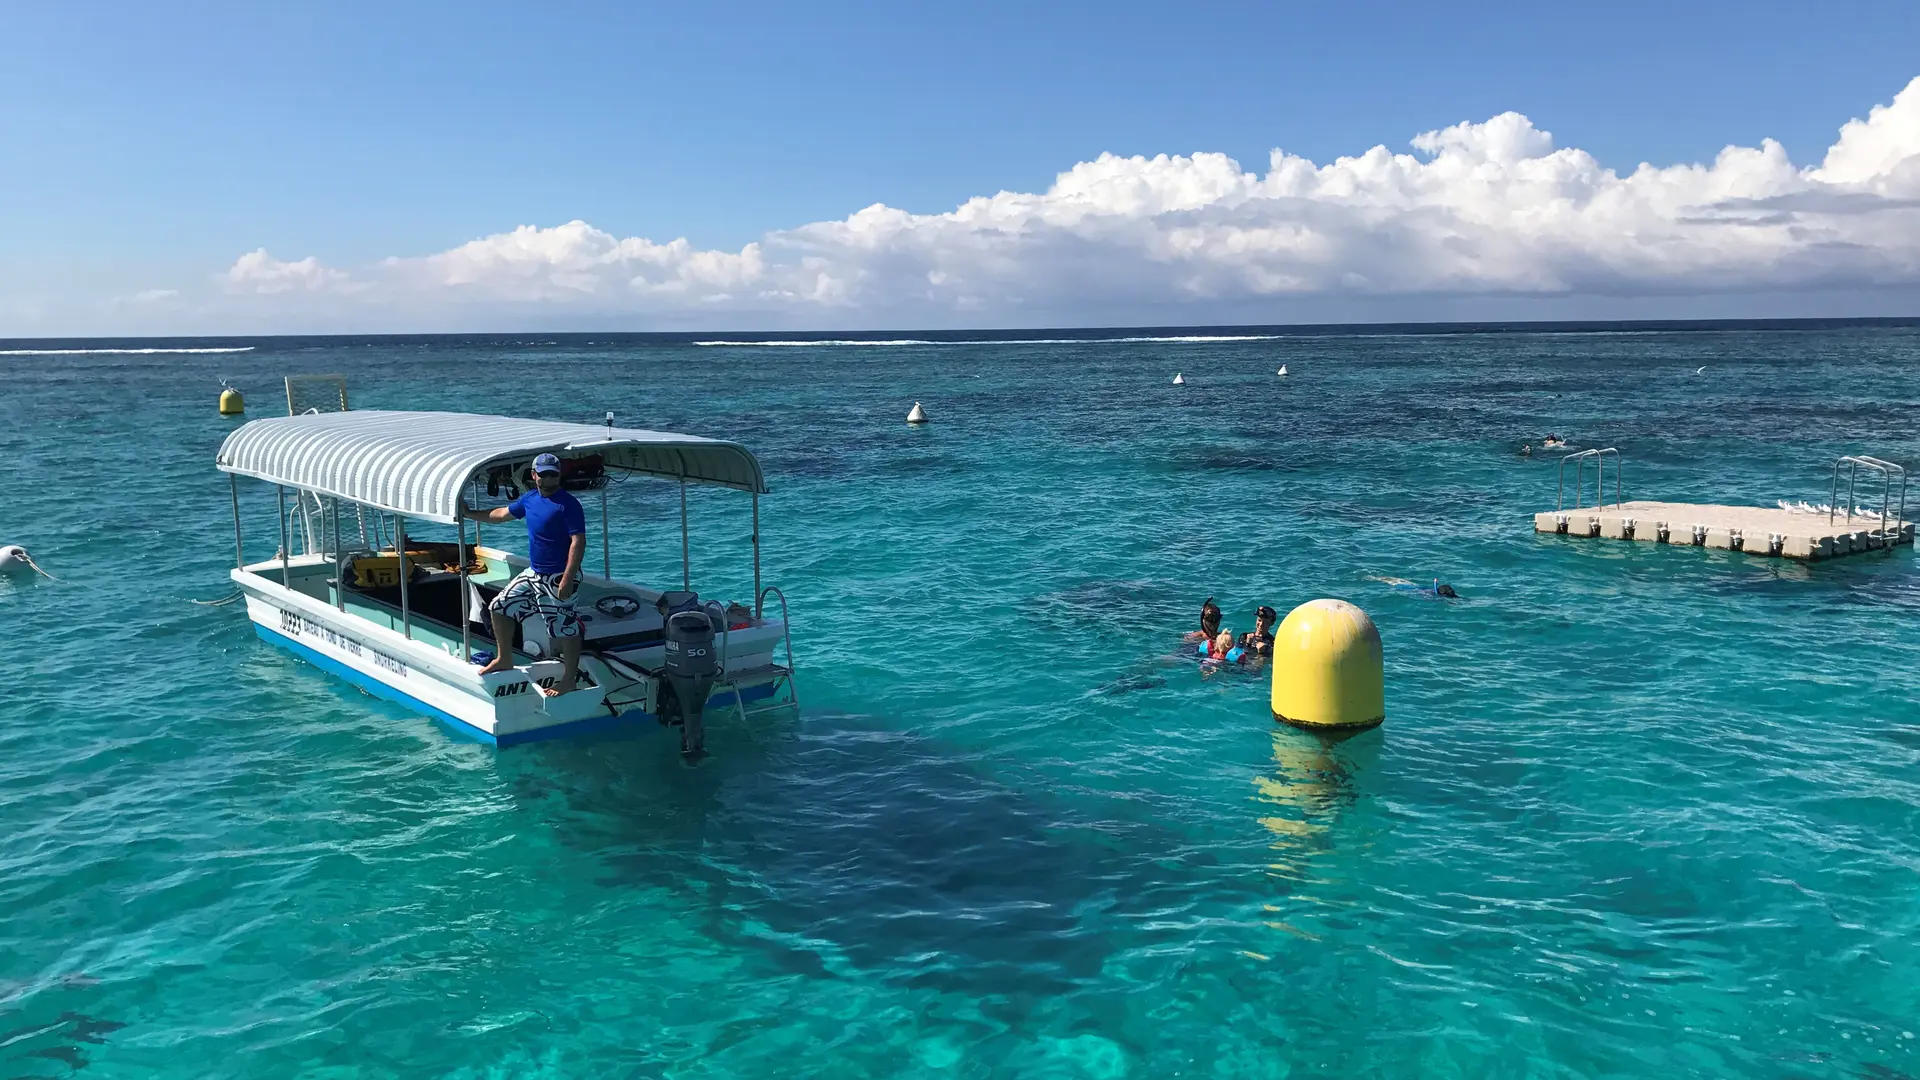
top-left (1558, 448), bottom-right (1622, 511)
top-left (1831, 455), bottom-right (1908, 544)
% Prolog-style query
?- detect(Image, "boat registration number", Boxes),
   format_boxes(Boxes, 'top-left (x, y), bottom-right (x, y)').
top-left (278, 608), bottom-right (409, 678)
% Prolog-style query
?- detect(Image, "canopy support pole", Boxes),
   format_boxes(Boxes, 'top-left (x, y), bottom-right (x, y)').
top-left (230, 475), bottom-right (244, 570)
top-left (752, 492), bottom-right (762, 620)
top-left (680, 478), bottom-right (690, 591)
top-left (457, 517), bottom-right (472, 662)
top-left (600, 486), bottom-right (610, 579)
top-left (277, 485), bottom-right (290, 587)
top-left (332, 497), bottom-right (345, 611)
top-left (396, 515), bottom-right (412, 640)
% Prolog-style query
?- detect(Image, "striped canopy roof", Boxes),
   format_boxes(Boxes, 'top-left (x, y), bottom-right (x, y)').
top-left (217, 410), bottom-right (767, 524)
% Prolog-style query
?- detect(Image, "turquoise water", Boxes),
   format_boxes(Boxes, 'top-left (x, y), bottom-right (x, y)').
top-left (2, 324), bottom-right (1918, 1078)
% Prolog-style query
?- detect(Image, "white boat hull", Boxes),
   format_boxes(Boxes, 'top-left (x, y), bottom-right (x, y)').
top-left (239, 568), bottom-right (790, 746)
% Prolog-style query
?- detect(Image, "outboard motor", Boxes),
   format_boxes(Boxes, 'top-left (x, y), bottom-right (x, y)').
top-left (661, 603), bottom-right (719, 757)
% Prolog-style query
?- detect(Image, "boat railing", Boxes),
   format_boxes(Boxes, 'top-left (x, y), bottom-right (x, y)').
top-left (1558, 448), bottom-right (1622, 511)
top-left (703, 599), bottom-right (733, 683)
top-left (758, 586), bottom-right (795, 669)
top-left (1830, 455), bottom-right (1909, 547)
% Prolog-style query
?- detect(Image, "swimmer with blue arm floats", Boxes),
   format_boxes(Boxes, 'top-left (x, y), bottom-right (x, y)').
top-left (1199, 629), bottom-right (1243, 663)
top-left (1199, 629), bottom-right (1248, 676)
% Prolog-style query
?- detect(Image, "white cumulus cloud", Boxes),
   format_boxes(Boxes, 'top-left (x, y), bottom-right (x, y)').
top-left (382, 221), bottom-right (771, 302)
top-left (216, 75), bottom-right (1920, 325)
top-left (225, 249), bottom-right (353, 294)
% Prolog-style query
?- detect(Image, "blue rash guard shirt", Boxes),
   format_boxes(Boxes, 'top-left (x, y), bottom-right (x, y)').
top-left (509, 488), bottom-right (587, 574)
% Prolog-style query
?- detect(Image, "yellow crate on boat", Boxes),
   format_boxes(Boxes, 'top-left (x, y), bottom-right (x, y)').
top-left (349, 551), bottom-right (432, 589)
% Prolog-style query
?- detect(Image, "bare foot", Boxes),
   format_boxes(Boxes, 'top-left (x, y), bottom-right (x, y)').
top-left (478, 657), bottom-right (516, 676)
top-left (539, 678), bottom-right (576, 698)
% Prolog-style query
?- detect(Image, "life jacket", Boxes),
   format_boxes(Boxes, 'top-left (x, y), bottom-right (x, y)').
top-left (1201, 640), bottom-right (1244, 663)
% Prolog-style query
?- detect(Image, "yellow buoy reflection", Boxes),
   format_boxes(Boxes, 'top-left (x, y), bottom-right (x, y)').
top-left (1251, 724), bottom-right (1379, 951)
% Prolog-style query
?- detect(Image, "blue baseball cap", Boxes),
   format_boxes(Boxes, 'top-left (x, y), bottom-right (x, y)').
top-left (532, 453), bottom-right (562, 475)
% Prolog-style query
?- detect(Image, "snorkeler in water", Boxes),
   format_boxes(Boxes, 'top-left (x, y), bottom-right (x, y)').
top-left (1185, 596), bottom-right (1223, 643)
top-left (1368, 575), bottom-right (1460, 599)
top-left (1238, 605), bottom-right (1277, 658)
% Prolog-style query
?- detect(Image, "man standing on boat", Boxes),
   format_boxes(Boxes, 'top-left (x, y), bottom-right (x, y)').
top-left (459, 453), bottom-right (587, 696)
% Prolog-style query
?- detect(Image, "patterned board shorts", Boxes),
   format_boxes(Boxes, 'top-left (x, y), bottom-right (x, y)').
top-left (488, 568), bottom-right (582, 640)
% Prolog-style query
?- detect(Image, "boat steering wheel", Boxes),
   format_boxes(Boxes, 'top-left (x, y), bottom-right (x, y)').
top-left (595, 594), bottom-right (643, 619)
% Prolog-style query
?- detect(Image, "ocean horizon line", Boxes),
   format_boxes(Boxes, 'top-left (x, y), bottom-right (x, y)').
top-left (3, 314), bottom-right (1920, 351)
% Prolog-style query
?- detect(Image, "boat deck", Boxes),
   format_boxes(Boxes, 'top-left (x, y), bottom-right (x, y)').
top-left (338, 588), bottom-right (470, 656)
top-left (1534, 500), bottom-right (1914, 560)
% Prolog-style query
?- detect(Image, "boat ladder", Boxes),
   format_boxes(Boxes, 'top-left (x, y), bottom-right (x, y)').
top-left (1830, 455), bottom-right (1911, 549)
top-left (708, 585), bottom-right (800, 725)
top-left (1558, 448), bottom-right (1622, 511)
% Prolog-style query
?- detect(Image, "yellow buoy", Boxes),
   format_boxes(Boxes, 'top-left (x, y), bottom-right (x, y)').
top-left (218, 387), bottom-right (245, 415)
top-left (1270, 599), bottom-right (1384, 731)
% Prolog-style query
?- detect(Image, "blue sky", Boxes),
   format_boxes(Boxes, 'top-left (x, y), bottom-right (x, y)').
top-left (3, 0), bottom-right (1918, 333)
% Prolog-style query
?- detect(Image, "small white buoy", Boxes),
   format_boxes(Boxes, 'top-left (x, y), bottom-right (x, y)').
top-left (0, 545), bottom-right (52, 579)
top-left (1172, 373), bottom-right (1185, 386)
top-left (906, 401), bottom-right (928, 424)
top-left (1277, 365), bottom-right (1288, 376)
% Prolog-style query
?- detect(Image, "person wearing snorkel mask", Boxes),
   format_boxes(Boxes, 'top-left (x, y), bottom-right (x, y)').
top-left (1184, 597), bottom-right (1223, 644)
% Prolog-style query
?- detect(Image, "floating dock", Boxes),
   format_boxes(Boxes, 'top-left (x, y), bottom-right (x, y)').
top-left (1534, 500), bottom-right (1912, 560)
top-left (1534, 450), bottom-right (1911, 561)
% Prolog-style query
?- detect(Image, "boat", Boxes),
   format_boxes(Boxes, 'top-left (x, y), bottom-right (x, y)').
top-left (1277, 365), bottom-right (1288, 376)
top-left (215, 393), bottom-right (797, 750)
top-left (1172, 373), bottom-right (1185, 385)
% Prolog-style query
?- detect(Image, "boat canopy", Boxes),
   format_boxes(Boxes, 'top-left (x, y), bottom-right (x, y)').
top-left (218, 410), bottom-right (767, 525)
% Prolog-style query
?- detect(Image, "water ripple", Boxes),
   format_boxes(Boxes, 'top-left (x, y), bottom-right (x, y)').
top-left (1, 325), bottom-right (1918, 1076)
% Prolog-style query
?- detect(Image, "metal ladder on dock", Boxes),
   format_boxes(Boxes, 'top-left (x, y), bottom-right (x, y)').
top-left (1558, 448), bottom-right (1622, 511)
top-left (707, 586), bottom-right (800, 725)
top-left (1830, 456), bottom-right (1911, 550)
